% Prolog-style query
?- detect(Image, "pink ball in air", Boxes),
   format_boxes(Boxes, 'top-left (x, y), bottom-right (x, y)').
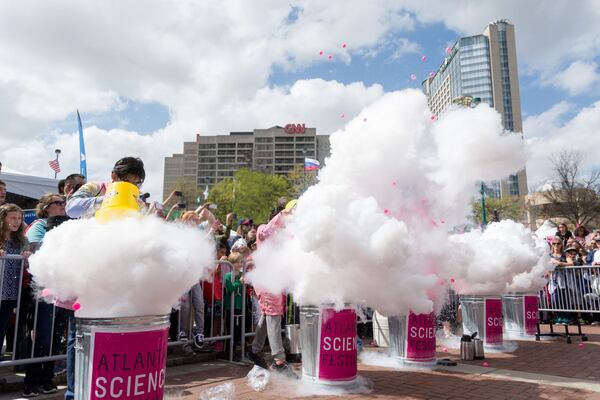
top-left (41, 288), bottom-right (51, 297)
top-left (73, 303), bottom-right (81, 311)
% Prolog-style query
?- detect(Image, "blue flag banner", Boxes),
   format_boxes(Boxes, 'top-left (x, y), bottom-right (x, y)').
top-left (77, 110), bottom-right (87, 177)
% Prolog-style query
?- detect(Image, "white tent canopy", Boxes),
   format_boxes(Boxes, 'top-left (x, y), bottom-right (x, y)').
top-left (0, 172), bottom-right (59, 199)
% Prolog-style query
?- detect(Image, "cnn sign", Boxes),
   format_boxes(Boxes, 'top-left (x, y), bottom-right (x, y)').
top-left (284, 124), bottom-right (305, 134)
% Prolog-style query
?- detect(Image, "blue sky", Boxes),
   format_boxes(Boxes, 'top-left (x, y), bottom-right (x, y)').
top-left (1, 1), bottom-right (599, 196)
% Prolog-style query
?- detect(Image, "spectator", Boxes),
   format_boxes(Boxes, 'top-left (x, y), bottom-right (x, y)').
top-left (66, 157), bottom-right (144, 219)
top-left (203, 242), bottom-right (227, 352)
top-left (247, 223), bottom-right (297, 378)
top-left (555, 223), bottom-right (573, 248)
top-left (57, 180), bottom-right (65, 195)
top-left (228, 219), bottom-right (252, 248)
top-left (22, 195), bottom-right (68, 397)
top-left (0, 204), bottom-right (31, 358)
top-left (586, 240), bottom-right (597, 265)
top-left (0, 180), bottom-right (6, 206)
top-left (224, 252), bottom-right (244, 361)
top-left (25, 194), bottom-right (66, 246)
top-left (62, 174), bottom-right (86, 199)
top-left (573, 225), bottom-right (589, 246)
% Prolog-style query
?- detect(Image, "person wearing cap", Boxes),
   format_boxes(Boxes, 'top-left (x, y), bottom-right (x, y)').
top-left (246, 202), bottom-right (298, 379)
top-left (227, 218), bottom-right (253, 249)
top-left (66, 157), bottom-right (145, 219)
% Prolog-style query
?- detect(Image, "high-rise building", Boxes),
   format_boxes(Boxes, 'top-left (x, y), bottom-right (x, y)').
top-left (163, 125), bottom-right (330, 199)
top-left (422, 20), bottom-right (528, 198)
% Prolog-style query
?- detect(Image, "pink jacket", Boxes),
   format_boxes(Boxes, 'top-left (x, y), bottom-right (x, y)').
top-left (254, 213), bottom-right (286, 316)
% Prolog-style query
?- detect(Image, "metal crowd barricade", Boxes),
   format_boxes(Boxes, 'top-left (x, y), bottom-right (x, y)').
top-left (172, 260), bottom-right (236, 361)
top-left (537, 265), bottom-right (599, 342)
top-left (0, 254), bottom-right (69, 367)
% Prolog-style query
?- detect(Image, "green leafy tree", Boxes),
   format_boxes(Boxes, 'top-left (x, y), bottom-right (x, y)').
top-left (164, 177), bottom-right (200, 209)
top-left (285, 164), bottom-right (318, 198)
top-left (472, 196), bottom-right (525, 225)
top-left (206, 169), bottom-right (290, 224)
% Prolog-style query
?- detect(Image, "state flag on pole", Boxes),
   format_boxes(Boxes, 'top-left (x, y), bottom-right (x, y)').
top-left (304, 157), bottom-right (320, 171)
top-left (48, 159), bottom-right (61, 173)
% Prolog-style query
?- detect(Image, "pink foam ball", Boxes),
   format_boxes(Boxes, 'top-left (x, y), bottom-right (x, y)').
top-left (41, 288), bottom-right (51, 297)
top-left (482, 361), bottom-right (489, 367)
top-left (363, 117), bottom-right (367, 122)
top-left (319, 50), bottom-right (324, 56)
top-left (446, 46), bottom-right (452, 53)
top-left (421, 55), bottom-right (427, 61)
top-left (340, 113), bottom-right (345, 119)
top-left (429, 72), bottom-right (435, 78)
top-left (327, 54), bottom-right (333, 60)
top-left (342, 43), bottom-right (347, 49)
top-left (73, 302), bottom-right (81, 311)
top-left (384, 209), bottom-right (389, 215)
top-left (578, 343), bottom-right (584, 348)
top-left (450, 278), bottom-right (455, 283)
top-left (442, 347), bottom-right (448, 352)
top-left (410, 74), bottom-right (417, 80)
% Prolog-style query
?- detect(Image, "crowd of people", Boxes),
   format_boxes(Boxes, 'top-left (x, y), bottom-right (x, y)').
top-left (1, 157), bottom-right (600, 397)
top-left (0, 157), bottom-right (298, 397)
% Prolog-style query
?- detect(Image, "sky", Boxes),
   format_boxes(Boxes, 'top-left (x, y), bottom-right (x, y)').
top-left (0, 0), bottom-right (599, 200)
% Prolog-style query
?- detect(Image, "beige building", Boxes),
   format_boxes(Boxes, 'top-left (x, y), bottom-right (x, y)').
top-left (163, 125), bottom-right (330, 199)
top-left (422, 20), bottom-right (528, 198)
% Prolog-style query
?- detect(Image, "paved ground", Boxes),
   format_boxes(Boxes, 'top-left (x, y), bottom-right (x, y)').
top-left (2, 325), bottom-right (598, 400)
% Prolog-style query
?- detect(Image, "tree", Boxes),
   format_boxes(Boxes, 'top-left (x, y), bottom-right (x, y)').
top-left (541, 151), bottom-right (600, 227)
top-left (285, 164), bottom-right (318, 198)
top-left (206, 168), bottom-right (290, 224)
top-left (163, 177), bottom-right (200, 208)
top-left (472, 196), bottom-right (525, 225)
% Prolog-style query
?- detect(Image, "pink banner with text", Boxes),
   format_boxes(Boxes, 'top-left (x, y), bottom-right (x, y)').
top-left (405, 312), bottom-right (436, 362)
top-left (485, 298), bottom-right (503, 344)
top-left (318, 307), bottom-right (357, 381)
top-left (89, 327), bottom-right (169, 400)
top-left (523, 295), bottom-right (539, 336)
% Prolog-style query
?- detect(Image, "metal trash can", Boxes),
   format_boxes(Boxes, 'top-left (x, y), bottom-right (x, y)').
top-left (286, 324), bottom-right (302, 359)
top-left (388, 312), bottom-right (436, 365)
top-left (502, 294), bottom-right (539, 338)
top-left (75, 314), bottom-right (170, 400)
top-left (299, 304), bottom-right (357, 385)
top-left (460, 295), bottom-right (503, 348)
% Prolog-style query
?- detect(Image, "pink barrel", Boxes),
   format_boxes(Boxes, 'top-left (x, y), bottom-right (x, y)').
top-left (389, 311), bottom-right (436, 364)
top-left (299, 304), bottom-right (357, 385)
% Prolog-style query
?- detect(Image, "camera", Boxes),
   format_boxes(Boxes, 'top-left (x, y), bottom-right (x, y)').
top-left (177, 203), bottom-right (187, 209)
top-left (140, 193), bottom-right (151, 201)
top-left (174, 191), bottom-right (183, 196)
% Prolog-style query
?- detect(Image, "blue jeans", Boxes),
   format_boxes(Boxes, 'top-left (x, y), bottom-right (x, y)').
top-left (64, 310), bottom-right (75, 400)
top-left (24, 302), bottom-right (63, 387)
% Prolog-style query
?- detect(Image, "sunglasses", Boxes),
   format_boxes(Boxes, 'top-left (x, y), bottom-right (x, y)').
top-left (49, 200), bottom-right (66, 206)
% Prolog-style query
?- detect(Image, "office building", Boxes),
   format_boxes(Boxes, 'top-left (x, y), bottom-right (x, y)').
top-left (163, 125), bottom-right (330, 199)
top-left (422, 20), bottom-right (528, 198)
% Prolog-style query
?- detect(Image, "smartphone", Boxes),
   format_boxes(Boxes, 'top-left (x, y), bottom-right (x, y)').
top-left (208, 203), bottom-right (218, 210)
top-left (177, 203), bottom-right (187, 209)
top-left (174, 191), bottom-right (183, 196)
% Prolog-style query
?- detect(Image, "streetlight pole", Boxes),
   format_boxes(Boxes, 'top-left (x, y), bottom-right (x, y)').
top-left (480, 181), bottom-right (487, 230)
top-left (54, 149), bottom-right (61, 179)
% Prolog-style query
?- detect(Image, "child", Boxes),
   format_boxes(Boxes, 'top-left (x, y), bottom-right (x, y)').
top-left (246, 224), bottom-right (297, 378)
top-left (224, 252), bottom-right (244, 360)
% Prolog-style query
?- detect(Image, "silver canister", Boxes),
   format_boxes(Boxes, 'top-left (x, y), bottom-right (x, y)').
top-left (75, 314), bottom-right (170, 400)
top-left (460, 336), bottom-right (474, 361)
top-left (299, 304), bottom-right (357, 385)
top-left (473, 339), bottom-right (485, 359)
top-left (285, 323), bottom-right (302, 355)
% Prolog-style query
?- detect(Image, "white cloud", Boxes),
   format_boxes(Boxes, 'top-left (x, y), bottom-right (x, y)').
top-left (551, 61), bottom-right (600, 96)
top-left (399, 1), bottom-right (600, 74)
top-left (524, 101), bottom-right (600, 190)
top-left (391, 38), bottom-right (421, 59)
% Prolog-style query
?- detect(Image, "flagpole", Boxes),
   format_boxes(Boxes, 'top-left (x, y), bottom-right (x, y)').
top-left (54, 149), bottom-right (61, 179)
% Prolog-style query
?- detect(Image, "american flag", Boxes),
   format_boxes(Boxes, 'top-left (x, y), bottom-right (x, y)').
top-left (48, 159), bottom-right (61, 173)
